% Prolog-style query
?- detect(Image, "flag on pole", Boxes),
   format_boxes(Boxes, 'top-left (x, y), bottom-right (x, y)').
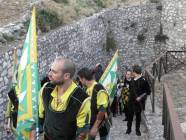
top-left (16, 7), bottom-right (40, 140)
top-left (99, 50), bottom-right (119, 100)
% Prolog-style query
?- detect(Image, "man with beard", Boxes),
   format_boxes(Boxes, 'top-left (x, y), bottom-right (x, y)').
top-left (39, 58), bottom-right (91, 140)
top-left (77, 67), bottom-right (111, 140)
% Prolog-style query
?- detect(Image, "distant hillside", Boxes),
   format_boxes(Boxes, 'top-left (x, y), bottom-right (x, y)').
top-left (0, 0), bottom-right (160, 52)
top-left (0, 0), bottom-right (153, 29)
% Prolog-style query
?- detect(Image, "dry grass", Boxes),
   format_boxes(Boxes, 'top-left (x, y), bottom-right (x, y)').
top-left (0, 0), bottom-right (148, 27)
top-left (0, 0), bottom-right (29, 26)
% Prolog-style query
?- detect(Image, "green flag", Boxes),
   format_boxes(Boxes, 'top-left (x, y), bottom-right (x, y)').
top-left (16, 7), bottom-right (40, 140)
top-left (99, 50), bottom-right (119, 99)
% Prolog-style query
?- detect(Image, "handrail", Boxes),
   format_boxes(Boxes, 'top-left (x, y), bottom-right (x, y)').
top-left (144, 50), bottom-right (186, 112)
top-left (144, 50), bottom-right (186, 139)
top-left (144, 69), bottom-right (155, 112)
top-left (162, 83), bottom-right (185, 140)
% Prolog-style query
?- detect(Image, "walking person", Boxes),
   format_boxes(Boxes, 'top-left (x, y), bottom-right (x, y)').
top-left (39, 58), bottom-right (91, 140)
top-left (78, 67), bottom-right (111, 140)
top-left (126, 65), bottom-right (151, 136)
top-left (92, 63), bottom-right (103, 82)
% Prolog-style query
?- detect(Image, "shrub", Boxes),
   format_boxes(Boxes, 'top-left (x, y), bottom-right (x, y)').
top-left (155, 24), bottom-right (169, 43)
top-left (2, 33), bottom-right (15, 42)
top-left (130, 22), bottom-right (137, 28)
top-left (24, 9), bottom-right (62, 32)
top-left (53, 0), bottom-right (68, 4)
top-left (149, 0), bottom-right (161, 3)
top-left (95, 0), bottom-right (106, 8)
top-left (156, 5), bottom-right (162, 11)
top-left (106, 36), bottom-right (117, 52)
top-left (137, 34), bottom-right (145, 43)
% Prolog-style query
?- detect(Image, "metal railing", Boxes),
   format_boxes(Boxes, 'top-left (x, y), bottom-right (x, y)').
top-left (144, 50), bottom-right (186, 139)
top-left (144, 52), bottom-right (167, 112)
top-left (144, 51), bottom-right (186, 112)
top-left (162, 83), bottom-right (185, 140)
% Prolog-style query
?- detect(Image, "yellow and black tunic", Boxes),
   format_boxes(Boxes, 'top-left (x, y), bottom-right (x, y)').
top-left (121, 79), bottom-right (131, 105)
top-left (39, 82), bottom-right (91, 140)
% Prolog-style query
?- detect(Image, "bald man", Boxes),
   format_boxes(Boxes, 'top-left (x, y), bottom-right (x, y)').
top-left (39, 58), bottom-right (91, 140)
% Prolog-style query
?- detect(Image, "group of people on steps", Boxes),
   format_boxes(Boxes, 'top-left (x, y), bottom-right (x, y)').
top-left (4, 57), bottom-right (150, 139)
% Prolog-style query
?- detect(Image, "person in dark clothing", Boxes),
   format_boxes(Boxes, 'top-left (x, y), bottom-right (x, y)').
top-left (111, 78), bottom-right (121, 117)
top-left (92, 63), bottom-right (103, 82)
top-left (110, 90), bottom-right (118, 117)
top-left (126, 65), bottom-right (151, 136)
top-left (121, 70), bottom-right (132, 121)
top-left (4, 87), bottom-right (19, 134)
top-left (75, 76), bottom-right (83, 88)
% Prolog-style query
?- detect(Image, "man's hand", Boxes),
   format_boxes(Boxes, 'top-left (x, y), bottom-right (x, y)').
top-left (4, 124), bottom-right (11, 134)
top-left (78, 133), bottom-right (87, 140)
top-left (89, 126), bottom-right (98, 137)
top-left (4, 118), bottom-right (11, 134)
top-left (136, 93), bottom-right (147, 102)
top-left (136, 97), bottom-right (141, 102)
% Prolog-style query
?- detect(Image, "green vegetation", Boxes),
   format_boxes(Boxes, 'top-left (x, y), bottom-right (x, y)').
top-left (37, 9), bottom-right (62, 32)
top-left (155, 24), bottom-right (169, 44)
top-left (53, 0), bottom-right (68, 4)
top-left (106, 35), bottom-right (117, 51)
top-left (137, 34), bottom-right (145, 43)
top-left (95, 0), bottom-right (106, 8)
top-left (23, 19), bottom-right (30, 31)
top-left (149, 0), bottom-right (161, 3)
top-left (2, 33), bottom-right (15, 42)
top-left (24, 9), bottom-right (63, 32)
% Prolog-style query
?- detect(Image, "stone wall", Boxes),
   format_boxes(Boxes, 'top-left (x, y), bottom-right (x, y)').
top-left (161, 0), bottom-right (186, 50)
top-left (0, 3), bottom-right (160, 139)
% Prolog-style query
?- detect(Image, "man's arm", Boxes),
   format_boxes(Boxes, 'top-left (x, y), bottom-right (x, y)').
top-left (38, 85), bottom-right (46, 133)
top-left (89, 90), bottom-right (109, 137)
top-left (76, 97), bottom-right (91, 140)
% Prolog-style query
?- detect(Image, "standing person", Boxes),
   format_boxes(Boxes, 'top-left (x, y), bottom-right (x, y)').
top-left (4, 86), bottom-right (19, 135)
top-left (92, 63), bottom-right (103, 82)
top-left (126, 65), bottom-right (151, 136)
top-left (121, 70), bottom-right (132, 121)
top-left (39, 58), bottom-right (91, 140)
top-left (111, 83), bottom-right (118, 117)
top-left (78, 68), bottom-right (111, 140)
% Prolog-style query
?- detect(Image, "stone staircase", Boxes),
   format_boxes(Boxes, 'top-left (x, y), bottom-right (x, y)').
top-left (95, 96), bottom-right (164, 140)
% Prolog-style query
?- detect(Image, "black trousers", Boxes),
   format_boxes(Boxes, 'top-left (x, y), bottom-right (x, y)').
top-left (111, 96), bottom-right (117, 116)
top-left (44, 134), bottom-right (51, 140)
top-left (124, 104), bottom-right (129, 119)
top-left (127, 111), bottom-right (141, 131)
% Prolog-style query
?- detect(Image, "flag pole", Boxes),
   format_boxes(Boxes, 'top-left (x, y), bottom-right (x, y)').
top-left (32, 7), bottom-right (39, 140)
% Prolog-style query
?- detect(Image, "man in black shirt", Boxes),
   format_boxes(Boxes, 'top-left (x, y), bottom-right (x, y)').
top-left (126, 65), bottom-right (151, 136)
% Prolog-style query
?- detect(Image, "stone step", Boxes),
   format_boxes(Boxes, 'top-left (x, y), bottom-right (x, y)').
top-left (101, 115), bottom-right (149, 140)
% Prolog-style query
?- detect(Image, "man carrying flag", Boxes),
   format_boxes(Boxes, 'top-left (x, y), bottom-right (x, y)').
top-left (16, 7), bottom-right (40, 140)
